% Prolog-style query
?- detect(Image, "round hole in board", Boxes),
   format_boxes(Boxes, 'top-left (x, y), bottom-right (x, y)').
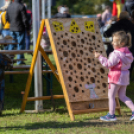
top-left (100, 68), bottom-right (105, 74)
top-left (57, 42), bottom-right (59, 45)
top-left (71, 36), bottom-right (74, 39)
top-left (102, 83), bottom-right (107, 88)
top-left (97, 45), bottom-right (100, 47)
top-left (65, 70), bottom-right (68, 73)
top-left (77, 35), bottom-right (80, 38)
top-left (80, 84), bottom-right (82, 87)
top-left (63, 64), bottom-right (66, 67)
top-left (101, 76), bottom-right (103, 78)
top-left (75, 81), bottom-right (77, 83)
top-left (80, 50), bottom-right (83, 55)
top-left (82, 90), bottom-right (84, 93)
top-left (97, 86), bottom-right (100, 89)
top-left (68, 77), bottom-right (73, 82)
top-left (70, 72), bottom-right (73, 75)
top-left (81, 72), bottom-right (83, 75)
top-left (69, 64), bottom-right (73, 70)
top-left (65, 33), bottom-right (68, 36)
top-left (92, 35), bottom-right (96, 40)
top-left (88, 65), bottom-right (90, 68)
top-left (103, 90), bottom-right (106, 93)
top-left (92, 68), bottom-right (96, 72)
top-left (89, 47), bottom-right (94, 52)
top-left (88, 72), bottom-right (90, 75)
top-left (73, 94), bottom-right (75, 97)
top-left (90, 77), bottom-right (95, 83)
top-left (88, 34), bottom-right (90, 37)
top-left (82, 32), bottom-right (84, 34)
top-left (81, 39), bottom-right (84, 44)
top-left (71, 53), bottom-right (76, 58)
top-left (69, 84), bottom-right (71, 87)
top-left (63, 40), bottom-right (67, 45)
top-left (71, 41), bottom-right (76, 47)
top-left (77, 64), bottom-right (82, 70)
top-left (66, 60), bottom-right (68, 63)
top-left (74, 70), bottom-right (76, 73)
top-left (63, 51), bottom-right (68, 57)
top-left (88, 58), bottom-right (91, 63)
top-left (74, 86), bottom-right (79, 92)
top-left (61, 35), bottom-right (63, 38)
top-left (97, 80), bottom-right (100, 83)
top-left (80, 77), bottom-right (84, 82)
top-left (53, 33), bottom-right (56, 36)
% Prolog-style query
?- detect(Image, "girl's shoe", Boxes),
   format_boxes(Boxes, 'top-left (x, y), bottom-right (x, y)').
top-left (130, 112), bottom-right (134, 121)
top-left (100, 113), bottom-right (117, 121)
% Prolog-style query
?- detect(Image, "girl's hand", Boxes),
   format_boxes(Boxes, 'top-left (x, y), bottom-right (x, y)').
top-left (94, 51), bottom-right (101, 58)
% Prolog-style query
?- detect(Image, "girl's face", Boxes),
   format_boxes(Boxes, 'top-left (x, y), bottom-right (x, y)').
top-left (112, 36), bottom-right (121, 49)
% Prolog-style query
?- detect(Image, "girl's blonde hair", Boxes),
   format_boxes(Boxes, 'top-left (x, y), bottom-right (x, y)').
top-left (112, 31), bottom-right (132, 48)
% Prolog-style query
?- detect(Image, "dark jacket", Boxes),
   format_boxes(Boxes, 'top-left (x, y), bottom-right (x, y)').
top-left (123, 0), bottom-right (134, 16)
top-left (53, 13), bottom-right (71, 18)
top-left (103, 19), bottom-right (134, 54)
top-left (6, 0), bottom-right (29, 32)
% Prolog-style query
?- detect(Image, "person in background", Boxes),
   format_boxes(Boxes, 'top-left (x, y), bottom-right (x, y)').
top-left (123, 0), bottom-right (134, 16)
top-left (53, 5), bottom-right (71, 18)
top-left (6, 0), bottom-right (30, 65)
top-left (0, 0), bottom-right (11, 12)
top-left (0, 0), bottom-right (11, 50)
top-left (95, 31), bottom-right (134, 121)
top-left (103, 11), bottom-right (134, 79)
top-left (96, 14), bottom-right (104, 28)
top-left (102, 6), bottom-right (112, 25)
top-left (0, 54), bottom-right (12, 115)
top-left (24, 3), bottom-right (32, 50)
top-left (101, 16), bottom-right (117, 56)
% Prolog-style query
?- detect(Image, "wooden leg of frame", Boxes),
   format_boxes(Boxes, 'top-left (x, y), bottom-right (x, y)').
top-left (116, 98), bottom-right (121, 115)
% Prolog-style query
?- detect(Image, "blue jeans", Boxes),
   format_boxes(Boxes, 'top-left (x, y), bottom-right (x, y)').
top-left (9, 31), bottom-right (25, 65)
top-left (25, 31), bottom-right (30, 50)
top-left (1, 29), bottom-right (11, 50)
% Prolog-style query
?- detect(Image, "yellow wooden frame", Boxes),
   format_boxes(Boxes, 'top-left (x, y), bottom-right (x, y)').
top-left (20, 19), bottom-right (61, 113)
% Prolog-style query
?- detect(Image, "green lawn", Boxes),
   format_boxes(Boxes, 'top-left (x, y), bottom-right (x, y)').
top-left (1, 53), bottom-right (134, 134)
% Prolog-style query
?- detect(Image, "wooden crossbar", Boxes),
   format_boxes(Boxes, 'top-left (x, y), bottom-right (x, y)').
top-left (0, 50), bottom-right (52, 54)
top-left (73, 107), bottom-right (121, 115)
top-left (13, 65), bottom-right (46, 69)
top-left (27, 95), bottom-right (64, 101)
top-left (5, 70), bottom-right (52, 74)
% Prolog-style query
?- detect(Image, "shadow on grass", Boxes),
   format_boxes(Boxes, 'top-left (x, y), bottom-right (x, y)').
top-left (1, 120), bottom-right (134, 130)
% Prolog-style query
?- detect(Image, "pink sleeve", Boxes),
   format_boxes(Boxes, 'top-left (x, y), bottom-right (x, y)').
top-left (98, 52), bottom-right (120, 68)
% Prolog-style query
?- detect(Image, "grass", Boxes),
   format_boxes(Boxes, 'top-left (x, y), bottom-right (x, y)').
top-left (0, 53), bottom-right (134, 134)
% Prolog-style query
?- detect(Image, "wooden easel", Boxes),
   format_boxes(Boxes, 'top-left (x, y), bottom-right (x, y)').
top-left (20, 19), bottom-right (121, 121)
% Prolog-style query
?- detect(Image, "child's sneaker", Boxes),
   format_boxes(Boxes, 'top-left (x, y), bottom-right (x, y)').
top-left (130, 112), bottom-right (134, 121)
top-left (100, 113), bottom-right (117, 121)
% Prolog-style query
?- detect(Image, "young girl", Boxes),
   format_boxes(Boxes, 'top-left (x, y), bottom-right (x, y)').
top-left (94, 31), bottom-right (134, 121)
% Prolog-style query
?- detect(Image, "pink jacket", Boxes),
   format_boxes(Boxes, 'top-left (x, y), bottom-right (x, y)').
top-left (98, 47), bottom-right (133, 85)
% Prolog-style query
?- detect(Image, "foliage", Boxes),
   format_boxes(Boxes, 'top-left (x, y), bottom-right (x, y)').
top-left (22, 0), bottom-right (112, 15)
top-left (51, 0), bottom-right (112, 15)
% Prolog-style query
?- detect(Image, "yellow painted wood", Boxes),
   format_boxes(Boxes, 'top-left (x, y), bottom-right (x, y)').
top-left (39, 45), bottom-right (60, 82)
top-left (20, 19), bottom-right (45, 113)
top-left (45, 19), bottom-right (75, 121)
top-left (27, 95), bottom-right (64, 101)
